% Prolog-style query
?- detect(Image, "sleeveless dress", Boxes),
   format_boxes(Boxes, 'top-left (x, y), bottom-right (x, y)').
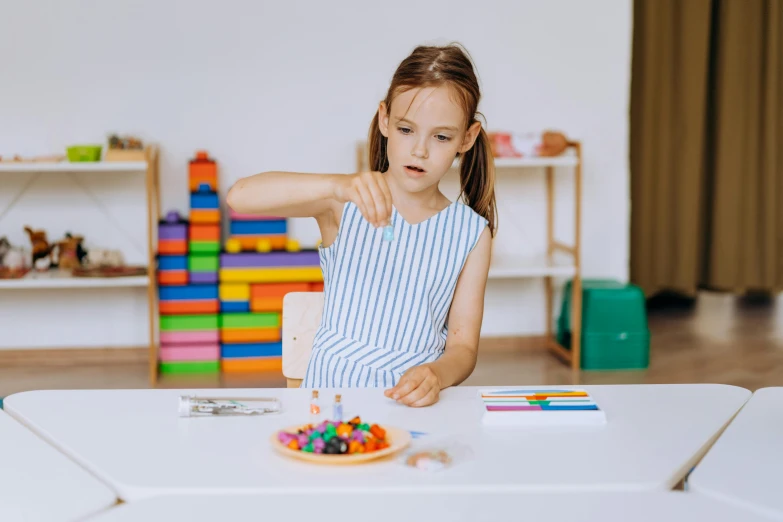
top-left (301, 200), bottom-right (487, 388)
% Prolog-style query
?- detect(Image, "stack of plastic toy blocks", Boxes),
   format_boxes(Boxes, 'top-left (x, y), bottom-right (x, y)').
top-left (218, 209), bottom-right (323, 373)
top-left (155, 151), bottom-right (221, 375)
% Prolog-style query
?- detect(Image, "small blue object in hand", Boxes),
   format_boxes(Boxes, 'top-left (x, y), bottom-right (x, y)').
top-left (383, 225), bottom-right (394, 241)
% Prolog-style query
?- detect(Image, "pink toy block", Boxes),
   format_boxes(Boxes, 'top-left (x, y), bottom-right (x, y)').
top-left (160, 330), bottom-right (220, 345)
top-left (160, 344), bottom-right (220, 361)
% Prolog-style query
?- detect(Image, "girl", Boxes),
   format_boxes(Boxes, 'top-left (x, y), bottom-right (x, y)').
top-left (227, 43), bottom-right (496, 407)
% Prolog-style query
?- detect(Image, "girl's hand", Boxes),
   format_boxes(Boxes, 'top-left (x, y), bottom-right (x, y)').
top-left (333, 171), bottom-right (392, 228)
top-left (384, 364), bottom-right (442, 407)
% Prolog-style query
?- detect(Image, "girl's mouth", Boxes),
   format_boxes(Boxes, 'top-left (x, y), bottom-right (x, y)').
top-left (404, 165), bottom-right (427, 177)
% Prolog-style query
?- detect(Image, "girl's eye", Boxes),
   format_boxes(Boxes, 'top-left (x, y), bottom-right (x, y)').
top-left (436, 135), bottom-right (451, 142)
top-left (397, 127), bottom-right (412, 134)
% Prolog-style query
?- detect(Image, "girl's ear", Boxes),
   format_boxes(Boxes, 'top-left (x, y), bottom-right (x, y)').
top-left (459, 121), bottom-right (482, 154)
top-left (378, 101), bottom-right (390, 138)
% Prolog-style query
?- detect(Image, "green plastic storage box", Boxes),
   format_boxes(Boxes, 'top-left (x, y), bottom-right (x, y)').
top-left (557, 279), bottom-right (650, 370)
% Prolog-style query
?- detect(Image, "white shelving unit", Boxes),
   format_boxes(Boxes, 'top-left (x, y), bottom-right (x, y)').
top-left (357, 141), bottom-right (584, 372)
top-left (0, 149), bottom-right (160, 366)
top-left (0, 161), bottom-right (148, 173)
top-left (0, 270), bottom-right (149, 289)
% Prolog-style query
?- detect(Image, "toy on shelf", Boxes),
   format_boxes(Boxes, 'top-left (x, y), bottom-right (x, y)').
top-left (23, 226), bottom-right (52, 271)
top-left (53, 233), bottom-right (85, 270)
top-left (105, 134), bottom-right (145, 162)
top-left (488, 130), bottom-right (569, 158)
top-left (0, 236), bottom-right (31, 278)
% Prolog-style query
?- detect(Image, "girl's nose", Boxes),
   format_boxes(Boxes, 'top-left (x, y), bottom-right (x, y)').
top-left (411, 139), bottom-right (428, 159)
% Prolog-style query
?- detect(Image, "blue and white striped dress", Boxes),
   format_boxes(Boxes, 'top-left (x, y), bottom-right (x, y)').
top-left (301, 199), bottom-right (487, 388)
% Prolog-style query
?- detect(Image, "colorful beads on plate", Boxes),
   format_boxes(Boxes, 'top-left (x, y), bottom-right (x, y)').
top-left (277, 416), bottom-right (390, 455)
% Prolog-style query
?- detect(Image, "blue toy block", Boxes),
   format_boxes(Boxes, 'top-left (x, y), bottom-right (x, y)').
top-left (229, 220), bottom-right (287, 236)
top-left (190, 192), bottom-right (220, 210)
top-left (158, 255), bottom-right (188, 271)
top-left (158, 284), bottom-right (219, 301)
top-left (221, 342), bottom-right (283, 359)
top-left (220, 301), bottom-right (250, 313)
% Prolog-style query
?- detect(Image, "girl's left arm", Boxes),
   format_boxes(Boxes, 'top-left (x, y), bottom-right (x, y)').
top-left (385, 227), bottom-right (491, 407)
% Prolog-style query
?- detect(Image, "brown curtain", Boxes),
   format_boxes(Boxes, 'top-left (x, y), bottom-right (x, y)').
top-left (630, 0), bottom-right (783, 297)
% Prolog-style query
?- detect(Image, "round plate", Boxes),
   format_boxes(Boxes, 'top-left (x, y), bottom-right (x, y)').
top-left (271, 425), bottom-right (412, 465)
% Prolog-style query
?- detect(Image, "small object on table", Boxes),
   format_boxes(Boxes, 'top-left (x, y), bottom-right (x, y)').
top-left (310, 390), bottom-right (321, 424)
top-left (273, 415), bottom-right (403, 463)
top-left (178, 395), bottom-right (281, 417)
top-left (405, 449), bottom-right (453, 471)
top-left (332, 394), bottom-right (343, 421)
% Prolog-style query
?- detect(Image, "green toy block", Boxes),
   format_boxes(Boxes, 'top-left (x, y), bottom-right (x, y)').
top-left (159, 361), bottom-right (220, 374)
top-left (189, 240), bottom-right (220, 254)
top-left (160, 314), bottom-right (219, 332)
top-left (219, 312), bottom-right (279, 329)
top-left (188, 255), bottom-right (219, 272)
top-left (557, 279), bottom-right (650, 370)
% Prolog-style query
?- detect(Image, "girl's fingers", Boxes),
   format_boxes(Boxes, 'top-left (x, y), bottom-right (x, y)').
top-left (398, 381), bottom-right (431, 406)
top-left (366, 174), bottom-right (390, 226)
top-left (355, 184), bottom-right (378, 226)
top-left (375, 173), bottom-right (394, 223)
top-left (410, 389), bottom-right (439, 408)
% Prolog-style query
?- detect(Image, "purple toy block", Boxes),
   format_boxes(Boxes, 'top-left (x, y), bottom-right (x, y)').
top-left (190, 272), bottom-right (218, 284)
top-left (219, 251), bottom-right (320, 268)
top-left (159, 223), bottom-right (187, 240)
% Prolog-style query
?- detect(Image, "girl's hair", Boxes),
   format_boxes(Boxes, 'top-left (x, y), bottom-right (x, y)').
top-left (368, 43), bottom-right (497, 236)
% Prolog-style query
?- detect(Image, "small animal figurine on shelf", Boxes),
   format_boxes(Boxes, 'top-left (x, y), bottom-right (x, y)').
top-left (55, 233), bottom-right (86, 270)
top-left (23, 226), bottom-right (52, 271)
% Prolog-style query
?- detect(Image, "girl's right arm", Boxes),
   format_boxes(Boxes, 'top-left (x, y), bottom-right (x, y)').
top-left (226, 171), bottom-right (392, 243)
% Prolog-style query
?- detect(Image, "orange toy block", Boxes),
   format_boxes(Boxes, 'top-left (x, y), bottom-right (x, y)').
top-left (221, 357), bottom-right (282, 373)
top-left (189, 150), bottom-right (218, 192)
top-left (190, 224), bottom-right (221, 241)
top-left (190, 209), bottom-right (220, 224)
top-left (220, 327), bottom-right (281, 343)
top-left (310, 282), bottom-right (324, 292)
top-left (159, 300), bottom-right (220, 315)
top-left (158, 271), bottom-right (188, 285)
top-left (250, 283), bottom-right (311, 312)
top-left (159, 239), bottom-right (188, 255)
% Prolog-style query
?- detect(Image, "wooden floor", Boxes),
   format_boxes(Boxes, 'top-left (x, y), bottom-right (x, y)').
top-left (2, 291), bottom-right (782, 396)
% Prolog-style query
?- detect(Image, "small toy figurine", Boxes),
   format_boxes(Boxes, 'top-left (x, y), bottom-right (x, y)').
top-left (55, 233), bottom-right (86, 270)
top-left (23, 226), bottom-right (52, 271)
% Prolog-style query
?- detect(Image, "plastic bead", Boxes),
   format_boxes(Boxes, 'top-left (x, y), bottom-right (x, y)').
top-left (287, 440), bottom-right (299, 450)
top-left (313, 438), bottom-right (326, 454)
top-left (336, 423), bottom-right (353, 439)
top-left (369, 424), bottom-right (386, 440)
top-left (303, 442), bottom-right (314, 453)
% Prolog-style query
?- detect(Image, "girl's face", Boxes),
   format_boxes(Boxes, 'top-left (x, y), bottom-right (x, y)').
top-left (378, 85), bottom-right (481, 194)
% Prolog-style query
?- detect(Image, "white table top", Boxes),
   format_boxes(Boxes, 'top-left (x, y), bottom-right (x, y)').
top-left (689, 387), bottom-right (783, 520)
top-left (84, 492), bottom-right (773, 522)
top-left (4, 384), bottom-right (750, 501)
top-left (0, 409), bottom-right (116, 522)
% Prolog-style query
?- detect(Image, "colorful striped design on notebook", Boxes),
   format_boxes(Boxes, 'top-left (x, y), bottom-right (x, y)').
top-left (480, 389), bottom-right (601, 412)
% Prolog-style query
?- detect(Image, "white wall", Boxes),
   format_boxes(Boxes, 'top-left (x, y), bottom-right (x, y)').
top-left (0, 0), bottom-right (632, 348)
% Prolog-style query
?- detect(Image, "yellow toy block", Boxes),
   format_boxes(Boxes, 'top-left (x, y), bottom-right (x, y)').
top-left (219, 267), bottom-right (323, 283)
top-left (225, 238), bottom-right (242, 253)
top-left (219, 283), bottom-right (250, 301)
top-left (285, 239), bottom-right (300, 252)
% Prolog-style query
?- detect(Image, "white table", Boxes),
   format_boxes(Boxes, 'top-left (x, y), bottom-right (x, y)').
top-left (4, 384), bottom-right (750, 501)
top-left (689, 387), bottom-right (783, 520)
top-left (0, 409), bottom-right (116, 522)
top-left (84, 492), bottom-right (773, 522)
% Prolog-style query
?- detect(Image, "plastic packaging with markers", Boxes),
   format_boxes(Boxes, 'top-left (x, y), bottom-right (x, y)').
top-left (178, 395), bottom-right (281, 417)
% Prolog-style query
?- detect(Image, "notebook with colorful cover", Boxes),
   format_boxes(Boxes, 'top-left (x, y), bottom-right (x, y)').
top-left (479, 388), bottom-right (607, 426)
